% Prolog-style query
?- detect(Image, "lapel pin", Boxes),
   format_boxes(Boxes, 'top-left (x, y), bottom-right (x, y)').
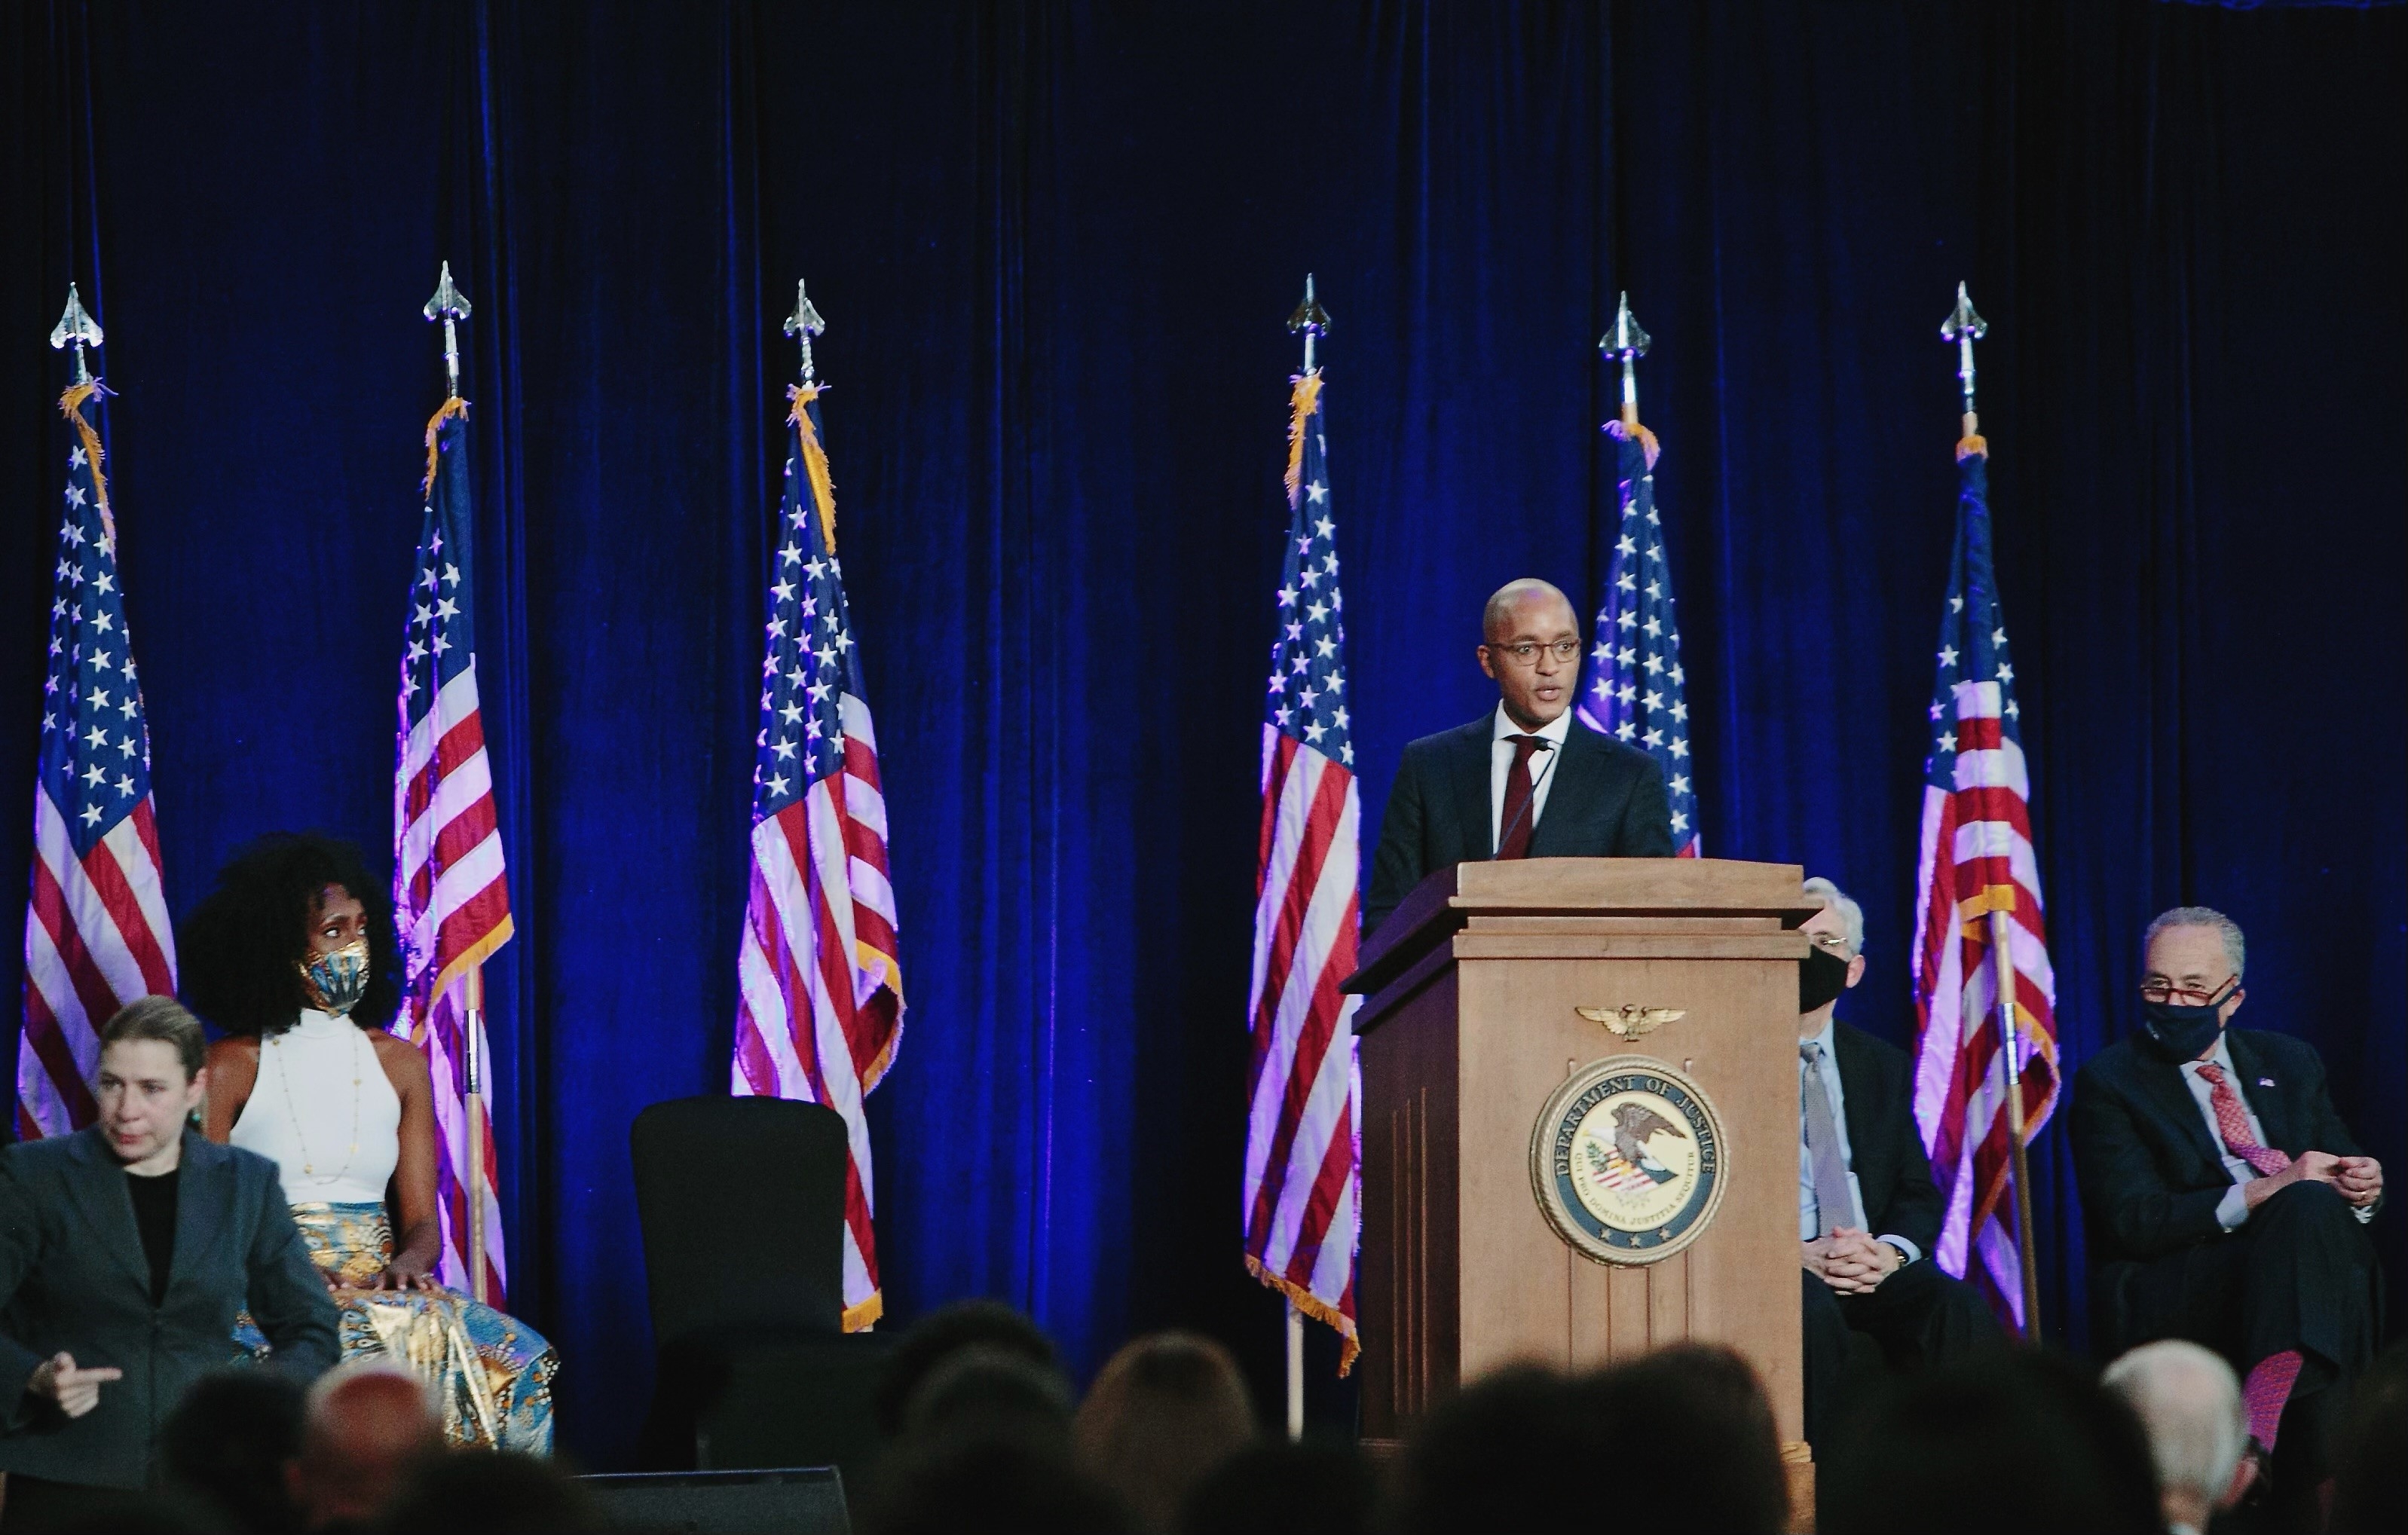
top-left (2257, 1078), bottom-right (2275, 1088)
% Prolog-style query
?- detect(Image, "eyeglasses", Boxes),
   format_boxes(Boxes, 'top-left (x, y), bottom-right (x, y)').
top-left (1807, 931), bottom-right (1854, 956)
top-left (2137, 977), bottom-right (2237, 1008)
top-left (1488, 638), bottom-right (1583, 665)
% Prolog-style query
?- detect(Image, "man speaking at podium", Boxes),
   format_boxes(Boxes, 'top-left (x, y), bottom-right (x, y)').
top-left (1366, 579), bottom-right (1673, 934)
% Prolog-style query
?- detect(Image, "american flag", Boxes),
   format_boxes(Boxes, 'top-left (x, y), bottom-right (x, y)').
top-left (17, 381), bottom-right (176, 1139)
top-left (1909, 445), bottom-right (2058, 1327)
top-left (395, 397), bottom-right (516, 1302)
top-left (731, 384), bottom-right (901, 1332)
top-left (1577, 420), bottom-right (1699, 854)
top-left (1243, 368), bottom-right (1360, 1371)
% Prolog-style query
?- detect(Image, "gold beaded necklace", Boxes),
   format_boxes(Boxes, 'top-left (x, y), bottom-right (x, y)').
top-left (273, 1017), bottom-right (365, 1182)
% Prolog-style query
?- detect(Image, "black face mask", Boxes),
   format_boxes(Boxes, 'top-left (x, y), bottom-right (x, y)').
top-left (1800, 946), bottom-right (1851, 1014)
top-left (2137, 984), bottom-right (2235, 1062)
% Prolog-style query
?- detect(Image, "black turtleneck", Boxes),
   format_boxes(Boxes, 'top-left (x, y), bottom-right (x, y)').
top-left (124, 1165), bottom-right (179, 1305)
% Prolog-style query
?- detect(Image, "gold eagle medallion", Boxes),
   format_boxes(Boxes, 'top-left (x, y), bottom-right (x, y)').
top-left (1530, 1055), bottom-right (1727, 1266)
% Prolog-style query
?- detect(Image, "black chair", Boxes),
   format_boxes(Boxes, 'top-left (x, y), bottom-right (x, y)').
top-left (631, 1096), bottom-right (894, 1491)
top-left (2089, 1257), bottom-right (2146, 1360)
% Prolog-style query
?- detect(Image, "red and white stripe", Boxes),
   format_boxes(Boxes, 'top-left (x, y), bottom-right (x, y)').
top-left (1242, 729), bottom-right (1361, 1365)
top-left (1910, 678), bottom-right (2059, 1327)
top-left (733, 692), bottom-right (899, 1330)
top-left (395, 659), bottom-right (516, 1302)
top-left (18, 790), bottom-right (175, 1139)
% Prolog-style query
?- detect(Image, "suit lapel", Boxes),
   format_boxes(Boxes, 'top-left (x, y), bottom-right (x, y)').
top-left (2223, 1032), bottom-right (2293, 1153)
top-left (62, 1127), bottom-right (154, 1294)
top-left (1829, 1028), bottom-right (1885, 1188)
top-left (1451, 720), bottom-right (1495, 860)
top-left (1527, 730), bottom-right (1593, 858)
top-left (169, 1133), bottom-right (228, 1292)
top-left (2129, 1050), bottom-right (2226, 1178)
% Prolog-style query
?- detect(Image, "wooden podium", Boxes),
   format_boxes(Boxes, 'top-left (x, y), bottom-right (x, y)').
top-left (1349, 857), bottom-right (1813, 1451)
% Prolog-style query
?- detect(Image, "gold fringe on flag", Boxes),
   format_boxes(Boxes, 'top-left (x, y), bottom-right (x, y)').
top-left (843, 1291), bottom-right (884, 1332)
top-left (58, 382), bottom-right (115, 542)
top-left (1604, 416), bottom-right (1662, 471)
top-left (788, 384), bottom-right (840, 554)
top-left (1284, 369), bottom-right (1324, 509)
top-left (1244, 1252), bottom-right (1360, 1376)
top-left (423, 396), bottom-right (472, 496)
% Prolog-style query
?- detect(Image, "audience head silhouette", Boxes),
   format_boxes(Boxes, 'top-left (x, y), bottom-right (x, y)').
top-left (1823, 1349), bottom-right (2159, 1535)
top-left (1074, 1332), bottom-right (1256, 1533)
top-left (875, 1298), bottom-right (1063, 1439)
top-left (378, 1448), bottom-right (605, 1533)
top-left (1177, 1435), bottom-right (1376, 1535)
top-left (158, 1368), bottom-right (307, 1533)
top-left (1391, 1344), bottom-right (1788, 1535)
top-left (286, 1361), bottom-right (442, 1531)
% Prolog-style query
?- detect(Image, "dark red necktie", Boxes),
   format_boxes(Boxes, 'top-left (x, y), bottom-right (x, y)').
top-left (1496, 734), bottom-right (1547, 859)
top-left (2195, 1063), bottom-right (2290, 1177)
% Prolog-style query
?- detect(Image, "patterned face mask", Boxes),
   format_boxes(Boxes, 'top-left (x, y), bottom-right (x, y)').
top-left (298, 938), bottom-right (372, 1015)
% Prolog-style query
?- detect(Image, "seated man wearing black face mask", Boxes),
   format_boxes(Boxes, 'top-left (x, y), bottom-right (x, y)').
top-left (1795, 877), bottom-right (2002, 1448)
top-left (2072, 906), bottom-right (2382, 1507)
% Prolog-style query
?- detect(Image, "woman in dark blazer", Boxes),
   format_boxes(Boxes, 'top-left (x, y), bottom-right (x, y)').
top-left (0, 998), bottom-right (335, 1516)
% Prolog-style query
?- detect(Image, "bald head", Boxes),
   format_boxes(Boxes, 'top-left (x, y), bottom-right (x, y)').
top-left (1482, 579), bottom-right (1576, 644)
top-left (1476, 579), bottom-right (1582, 729)
top-left (289, 1362), bottom-right (442, 1530)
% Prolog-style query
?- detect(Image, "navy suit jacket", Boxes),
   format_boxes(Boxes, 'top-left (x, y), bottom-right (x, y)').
top-left (0, 1127), bottom-right (338, 1488)
top-left (1829, 1021), bottom-right (1946, 1255)
top-left (2072, 1026), bottom-right (2373, 1264)
top-left (1365, 712), bottom-right (1673, 933)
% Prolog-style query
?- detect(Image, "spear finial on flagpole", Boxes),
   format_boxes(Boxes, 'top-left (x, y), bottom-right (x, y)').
top-left (785, 279), bottom-right (827, 385)
top-left (424, 261), bottom-right (472, 400)
top-left (1287, 274), bottom-right (1329, 373)
top-left (1600, 292), bottom-right (1651, 430)
top-left (1941, 280), bottom-right (1987, 442)
top-left (50, 283), bottom-right (103, 387)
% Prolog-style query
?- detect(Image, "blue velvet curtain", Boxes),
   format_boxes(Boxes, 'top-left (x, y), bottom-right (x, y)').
top-left (4, 1), bottom-right (2400, 1466)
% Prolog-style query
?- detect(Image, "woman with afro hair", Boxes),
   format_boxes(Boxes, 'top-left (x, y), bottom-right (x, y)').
top-left (182, 833), bottom-right (555, 1452)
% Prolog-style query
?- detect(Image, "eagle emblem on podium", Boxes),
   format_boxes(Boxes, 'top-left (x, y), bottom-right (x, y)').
top-left (1531, 1056), bottom-right (1727, 1266)
top-left (1574, 1004), bottom-right (1685, 1039)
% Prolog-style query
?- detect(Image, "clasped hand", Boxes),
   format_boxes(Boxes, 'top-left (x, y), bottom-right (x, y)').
top-left (2250, 1151), bottom-right (2383, 1210)
top-left (27, 1351), bottom-right (121, 1418)
top-left (1802, 1226), bottom-right (1899, 1294)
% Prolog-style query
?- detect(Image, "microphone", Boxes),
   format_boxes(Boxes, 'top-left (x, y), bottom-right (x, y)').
top-left (1492, 736), bottom-right (1559, 858)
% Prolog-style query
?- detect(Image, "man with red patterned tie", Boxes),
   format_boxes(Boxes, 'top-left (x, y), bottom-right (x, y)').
top-left (2072, 907), bottom-right (2382, 1524)
top-left (1365, 579), bottom-right (1672, 934)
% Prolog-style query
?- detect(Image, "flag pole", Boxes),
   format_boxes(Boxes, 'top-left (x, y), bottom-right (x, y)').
top-left (1278, 274), bottom-right (1331, 1442)
top-left (422, 261), bottom-right (485, 1301)
top-left (464, 965), bottom-right (488, 1302)
top-left (1944, 283), bottom-right (2041, 1340)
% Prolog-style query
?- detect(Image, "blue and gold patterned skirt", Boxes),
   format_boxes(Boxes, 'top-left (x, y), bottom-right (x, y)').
top-left (236, 1201), bottom-right (557, 1454)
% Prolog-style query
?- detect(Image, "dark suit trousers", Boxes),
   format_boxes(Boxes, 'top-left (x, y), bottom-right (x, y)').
top-left (2127, 1180), bottom-right (2381, 1390)
top-left (1801, 1260), bottom-right (2003, 1447)
top-left (2123, 1183), bottom-right (2380, 1530)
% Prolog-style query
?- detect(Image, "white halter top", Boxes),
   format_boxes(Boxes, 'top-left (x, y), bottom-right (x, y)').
top-left (228, 1008), bottom-right (402, 1206)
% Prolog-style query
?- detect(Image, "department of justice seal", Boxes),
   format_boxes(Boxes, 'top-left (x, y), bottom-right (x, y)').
top-left (1529, 1054), bottom-right (1727, 1266)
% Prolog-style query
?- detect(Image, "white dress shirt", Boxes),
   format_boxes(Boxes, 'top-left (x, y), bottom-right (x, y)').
top-left (1798, 1017), bottom-right (1923, 1264)
top-left (1488, 705), bottom-right (1573, 850)
top-left (2180, 1031), bottom-right (2372, 1229)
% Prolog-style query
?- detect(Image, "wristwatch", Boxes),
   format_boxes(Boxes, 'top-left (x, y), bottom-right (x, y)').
top-left (1881, 1241), bottom-right (1911, 1271)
